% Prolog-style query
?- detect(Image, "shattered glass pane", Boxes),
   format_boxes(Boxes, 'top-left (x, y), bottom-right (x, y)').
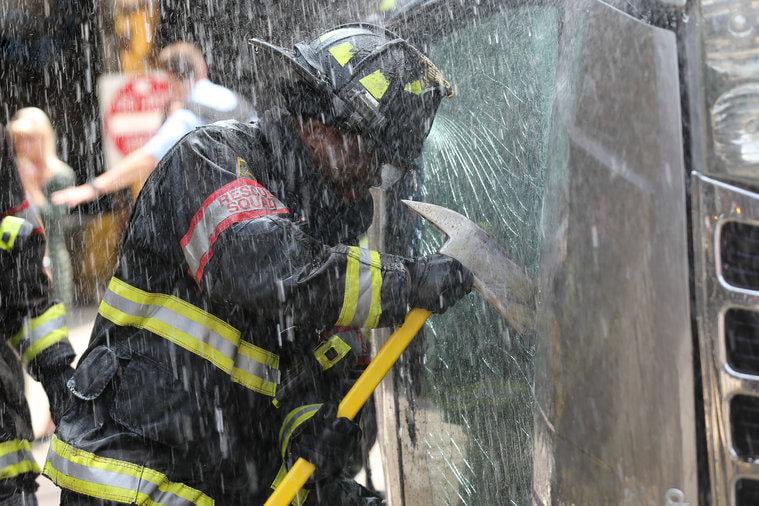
top-left (395, 7), bottom-right (559, 504)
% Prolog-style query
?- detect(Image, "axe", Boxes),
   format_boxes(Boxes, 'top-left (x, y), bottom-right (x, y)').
top-left (265, 201), bottom-right (535, 506)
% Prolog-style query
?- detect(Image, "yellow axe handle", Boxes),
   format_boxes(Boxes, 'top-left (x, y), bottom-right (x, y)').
top-left (264, 308), bottom-right (433, 506)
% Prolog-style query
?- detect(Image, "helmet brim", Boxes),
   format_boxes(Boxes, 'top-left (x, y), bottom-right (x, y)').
top-left (248, 38), bottom-right (326, 93)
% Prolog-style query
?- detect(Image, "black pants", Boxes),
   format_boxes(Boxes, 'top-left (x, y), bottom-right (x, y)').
top-left (0, 344), bottom-right (38, 505)
top-left (0, 490), bottom-right (37, 506)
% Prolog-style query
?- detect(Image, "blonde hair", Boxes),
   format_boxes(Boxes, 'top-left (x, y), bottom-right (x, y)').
top-left (7, 107), bottom-right (60, 165)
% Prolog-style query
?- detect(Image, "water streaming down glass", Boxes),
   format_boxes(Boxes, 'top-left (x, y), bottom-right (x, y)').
top-left (387, 6), bottom-right (559, 504)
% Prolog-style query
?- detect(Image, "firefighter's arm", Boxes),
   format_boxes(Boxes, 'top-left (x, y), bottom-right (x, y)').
top-left (1, 221), bottom-right (75, 371)
top-left (1, 214), bottom-right (75, 422)
top-left (195, 202), bottom-right (472, 331)
top-left (195, 213), bottom-right (412, 332)
top-left (173, 125), bottom-right (469, 333)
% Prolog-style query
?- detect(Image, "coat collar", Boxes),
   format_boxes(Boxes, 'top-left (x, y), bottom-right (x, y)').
top-left (258, 109), bottom-right (373, 246)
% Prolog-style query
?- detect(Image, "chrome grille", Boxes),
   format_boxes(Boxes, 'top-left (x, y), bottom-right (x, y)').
top-left (692, 174), bottom-right (759, 505)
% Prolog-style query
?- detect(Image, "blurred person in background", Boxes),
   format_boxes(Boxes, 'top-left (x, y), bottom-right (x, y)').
top-left (52, 41), bottom-right (257, 208)
top-left (8, 107), bottom-right (76, 309)
top-left (0, 124), bottom-right (76, 505)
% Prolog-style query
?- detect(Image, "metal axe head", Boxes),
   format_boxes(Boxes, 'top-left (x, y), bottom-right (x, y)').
top-left (403, 200), bottom-right (535, 336)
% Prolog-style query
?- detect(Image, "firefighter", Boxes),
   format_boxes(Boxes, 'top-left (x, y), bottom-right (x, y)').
top-left (44, 24), bottom-right (471, 505)
top-left (51, 42), bottom-right (257, 209)
top-left (0, 124), bottom-right (76, 505)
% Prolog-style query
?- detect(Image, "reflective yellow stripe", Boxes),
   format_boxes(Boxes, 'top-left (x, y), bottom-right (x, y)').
top-left (1, 461), bottom-right (39, 479)
top-left (231, 341), bottom-right (279, 396)
top-left (99, 277), bottom-right (279, 397)
top-left (10, 303), bottom-right (69, 364)
top-left (238, 339), bottom-right (279, 368)
top-left (11, 303), bottom-right (66, 347)
top-left (0, 440), bottom-right (33, 457)
top-left (359, 70), bottom-right (391, 101)
top-left (44, 435), bottom-right (213, 505)
top-left (336, 247), bottom-right (385, 328)
top-left (358, 235), bottom-right (369, 249)
top-left (336, 247), bottom-right (360, 326)
top-left (98, 301), bottom-right (234, 374)
top-left (328, 41), bottom-right (355, 67)
top-left (0, 216), bottom-right (24, 251)
top-left (0, 440), bottom-right (39, 479)
top-left (270, 463), bottom-right (309, 505)
top-left (44, 464), bottom-right (137, 503)
top-left (365, 250), bottom-right (383, 328)
top-left (279, 404), bottom-right (323, 458)
top-left (313, 335), bottom-right (352, 371)
top-left (23, 327), bottom-right (69, 363)
top-left (107, 277), bottom-right (237, 343)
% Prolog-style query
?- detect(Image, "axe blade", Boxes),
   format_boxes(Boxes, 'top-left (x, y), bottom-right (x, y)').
top-left (402, 200), bottom-right (535, 335)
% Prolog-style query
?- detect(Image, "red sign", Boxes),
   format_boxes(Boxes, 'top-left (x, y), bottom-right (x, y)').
top-left (103, 75), bottom-right (170, 157)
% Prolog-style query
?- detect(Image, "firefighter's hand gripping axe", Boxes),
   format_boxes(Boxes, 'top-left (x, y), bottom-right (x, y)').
top-left (265, 201), bottom-right (535, 506)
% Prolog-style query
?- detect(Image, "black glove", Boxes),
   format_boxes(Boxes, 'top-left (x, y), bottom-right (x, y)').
top-left (313, 478), bottom-right (385, 505)
top-left (287, 403), bottom-right (362, 483)
top-left (40, 365), bottom-right (75, 425)
top-left (406, 254), bottom-right (474, 314)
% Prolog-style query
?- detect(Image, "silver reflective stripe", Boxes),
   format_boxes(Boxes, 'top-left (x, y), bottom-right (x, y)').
top-left (46, 444), bottom-right (195, 505)
top-left (140, 478), bottom-right (199, 506)
top-left (47, 448), bottom-right (138, 493)
top-left (181, 180), bottom-right (288, 279)
top-left (0, 449), bottom-right (36, 473)
top-left (99, 277), bottom-right (279, 398)
top-left (101, 289), bottom-right (237, 360)
top-left (235, 350), bottom-right (280, 385)
top-left (18, 316), bottom-right (66, 350)
top-left (183, 198), bottom-right (224, 277)
top-left (351, 248), bottom-right (375, 327)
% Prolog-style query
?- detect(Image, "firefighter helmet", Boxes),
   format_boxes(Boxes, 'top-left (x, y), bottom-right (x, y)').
top-left (249, 23), bottom-right (453, 168)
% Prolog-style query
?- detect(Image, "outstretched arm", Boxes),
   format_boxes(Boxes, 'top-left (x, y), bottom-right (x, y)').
top-left (50, 147), bottom-right (158, 208)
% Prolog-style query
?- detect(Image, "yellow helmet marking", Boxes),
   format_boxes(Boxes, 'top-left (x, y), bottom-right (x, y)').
top-left (403, 80), bottom-right (423, 96)
top-left (328, 42), bottom-right (355, 67)
top-left (379, 0), bottom-right (397, 12)
top-left (359, 70), bottom-right (391, 100)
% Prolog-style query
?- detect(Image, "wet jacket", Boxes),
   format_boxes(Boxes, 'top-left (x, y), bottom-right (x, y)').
top-left (51, 110), bottom-right (413, 502)
top-left (0, 126), bottom-right (74, 494)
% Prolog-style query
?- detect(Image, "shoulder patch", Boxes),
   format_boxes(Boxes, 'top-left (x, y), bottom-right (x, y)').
top-left (236, 156), bottom-right (254, 179)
